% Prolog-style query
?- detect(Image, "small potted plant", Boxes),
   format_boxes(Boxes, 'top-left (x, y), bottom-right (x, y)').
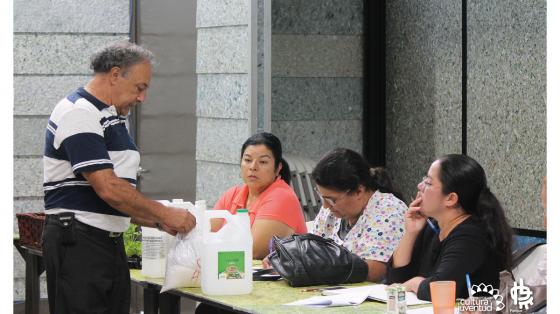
top-left (124, 224), bottom-right (142, 269)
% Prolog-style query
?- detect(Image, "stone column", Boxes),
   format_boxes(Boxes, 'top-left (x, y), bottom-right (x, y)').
top-left (270, 0), bottom-right (364, 161)
top-left (196, 0), bottom-right (251, 205)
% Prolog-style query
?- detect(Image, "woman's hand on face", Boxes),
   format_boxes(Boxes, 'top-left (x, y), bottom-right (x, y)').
top-left (405, 192), bottom-right (427, 234)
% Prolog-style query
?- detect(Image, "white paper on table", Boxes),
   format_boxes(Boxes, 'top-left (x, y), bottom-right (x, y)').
top-left (406, 306), bottom-right (435, 313)
top-left (322, 284), bottom-right (431, 306)
top-left (407, 306), bottom-right (461, 314)
top-left (284, 289), bottom-right (371, 307)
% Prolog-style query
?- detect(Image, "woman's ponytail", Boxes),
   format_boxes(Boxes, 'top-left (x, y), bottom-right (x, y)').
top-left (476, 187), bottom-right (513, 271)
top-left (279, 158), bottom-right (291, 185)
top-left (369, 167), bottom-right (404, 202)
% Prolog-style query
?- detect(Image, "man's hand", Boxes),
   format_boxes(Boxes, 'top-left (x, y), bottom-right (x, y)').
top-left (158, 222), bottom-right (178, 236)
top-left (160, 206), bottom-right (196, 234)
top-left (82, 168), bottom-right (197, 234)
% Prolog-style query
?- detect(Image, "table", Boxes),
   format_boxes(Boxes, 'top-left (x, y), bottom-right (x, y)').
top-left (14, 240), bottom-right (431, 314)
top-left (130, 269), bottom-right (430, 314)
top-left (13, 237), bottom-right (45, 314)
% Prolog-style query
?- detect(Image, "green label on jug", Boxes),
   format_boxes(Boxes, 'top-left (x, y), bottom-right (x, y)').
top-left (218, 251), bottom-right (245, 280)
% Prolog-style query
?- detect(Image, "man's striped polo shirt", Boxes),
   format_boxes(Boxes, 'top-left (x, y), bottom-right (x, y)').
top-left (43, 87), bottom-right (139, 232)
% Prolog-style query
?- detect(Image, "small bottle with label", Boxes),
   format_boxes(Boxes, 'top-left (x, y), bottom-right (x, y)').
top-left (395, 284), bottom-right (407, 314)
top-left (386, 285), bottom-right (397, 313)
top-left (386, 284), bottom-right (407, 314)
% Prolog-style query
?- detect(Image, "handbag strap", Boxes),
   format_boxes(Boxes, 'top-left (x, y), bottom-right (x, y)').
top-left (342, 254), bottom-right (358, 283)
top-left (295, 233), bottom-right (334, 243)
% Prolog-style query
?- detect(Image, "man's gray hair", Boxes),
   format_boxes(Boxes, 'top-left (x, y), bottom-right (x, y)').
top-left (90, 41), bottom-right (154, 75)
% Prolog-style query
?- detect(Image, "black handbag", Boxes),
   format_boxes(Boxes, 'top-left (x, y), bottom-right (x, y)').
top-left (268, 233), bottom-right (368, 287)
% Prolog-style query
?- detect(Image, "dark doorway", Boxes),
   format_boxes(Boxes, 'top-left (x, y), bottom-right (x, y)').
top-left (363, 0), bottom-right (386, 167)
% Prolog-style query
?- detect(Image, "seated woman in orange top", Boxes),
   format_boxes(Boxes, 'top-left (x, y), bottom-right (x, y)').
top-left (212, 132), bottom-right (307, 259)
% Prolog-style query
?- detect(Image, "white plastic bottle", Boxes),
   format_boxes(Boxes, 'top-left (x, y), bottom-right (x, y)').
top-left (141, 200), bottom-right (173, 278)
top-left (141, 225), bottom-right (166, 278)
top-left (194, 200), bottom-right (207, 228)
top-left (201, 209), bottom-right (253, 295)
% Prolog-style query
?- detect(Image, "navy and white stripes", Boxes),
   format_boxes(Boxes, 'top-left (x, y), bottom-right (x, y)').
top-left (43, 87), bottom-right (139, 232)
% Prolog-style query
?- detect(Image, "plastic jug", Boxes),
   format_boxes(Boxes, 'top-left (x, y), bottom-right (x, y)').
top-left (141, 225), bottom-right (167, 278)
top-left (169, 199), bottom-right (206, 245)
top-left (201, 209), bottom-right (253, 295)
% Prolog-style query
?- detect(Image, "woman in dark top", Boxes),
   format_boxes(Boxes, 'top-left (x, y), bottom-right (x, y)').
top-left (386, 154), bottom-right (513, 301)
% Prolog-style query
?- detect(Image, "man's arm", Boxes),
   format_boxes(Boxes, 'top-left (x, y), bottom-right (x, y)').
top-left (130, 216), bottom-right (156, 227)
top-left (365, 259), bottom-right (387, 282)
top-left (131, 217), bottom-right (179, 236)
top-left (82, 168), bottom-right (195, 234)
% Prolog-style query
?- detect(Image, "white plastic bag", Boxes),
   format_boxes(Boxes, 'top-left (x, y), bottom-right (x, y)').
top-left (160, 200), bottom-right (205, 292)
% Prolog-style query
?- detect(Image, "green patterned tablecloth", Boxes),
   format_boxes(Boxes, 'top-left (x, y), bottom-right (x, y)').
top-left (130, 266), bottom-right (431, 313)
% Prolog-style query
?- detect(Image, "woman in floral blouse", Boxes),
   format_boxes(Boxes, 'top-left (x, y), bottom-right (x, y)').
top-left (310, 148), bottom-right (407, 282)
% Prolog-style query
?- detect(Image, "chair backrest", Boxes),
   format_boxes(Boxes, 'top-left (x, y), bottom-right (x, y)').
top-left (284, 154), bottom-right (321, 221)
top-left (510, 228), bottom-right (547, 285)
top-left (512, 243), bottom-right (546, 285)
top-left (513, 235), bottom-right (546, 253)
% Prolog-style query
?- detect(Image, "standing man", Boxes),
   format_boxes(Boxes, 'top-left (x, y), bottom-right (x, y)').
top-left (42, 41), bottom-right (196, 313)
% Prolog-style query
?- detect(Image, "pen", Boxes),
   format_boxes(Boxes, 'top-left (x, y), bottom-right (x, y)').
top-left (301, 288), bottom-right (322, 292)
top-left (466, 273), bottom-right (473, 297)
top-left (426, 218), bottom-right (440, 234)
